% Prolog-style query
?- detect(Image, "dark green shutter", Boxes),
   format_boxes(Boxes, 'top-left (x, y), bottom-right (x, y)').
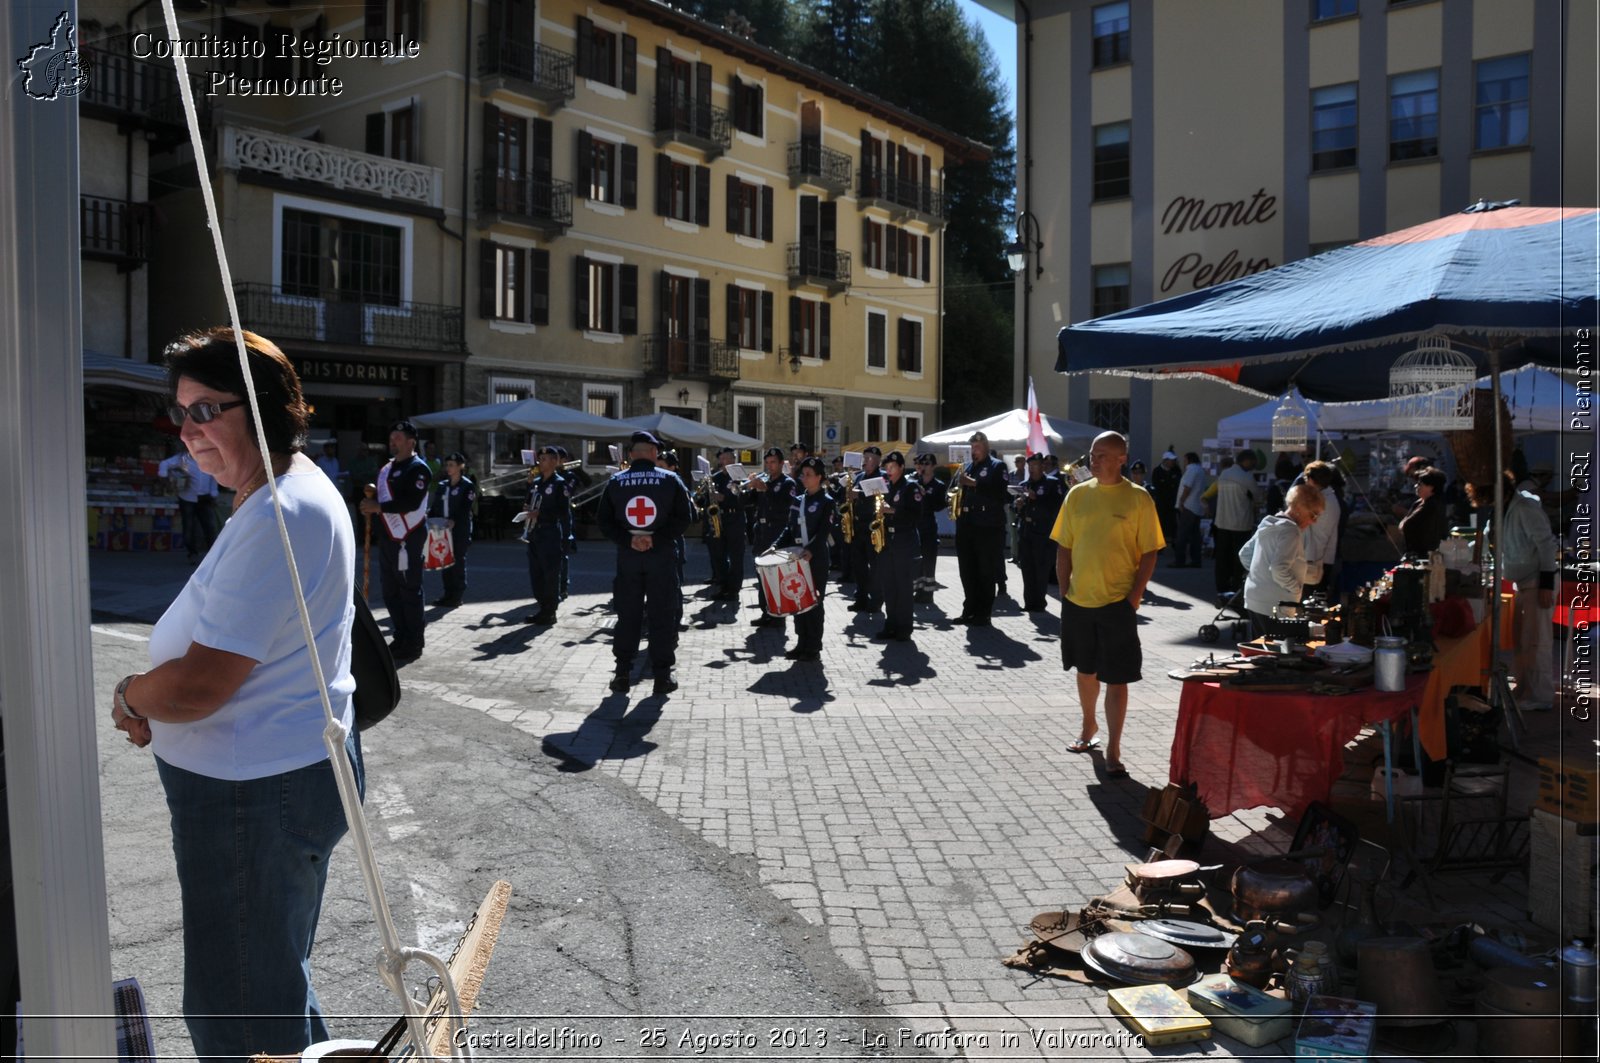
top-left (530, 249), bottom-right (549, 325)
top-left (725, 284), bottom-right (739, 345)
top-left (620, 264), bottom-right (638, 334)
top-left (760, 291), bottom-right (773, 352)
top-left (479, 240), bottom-right (498, 319)
top-left (621, 34), bottom-right (637, 93)
top-left (655, 153), bottom-right (672, 217)
top-left (620, 144), bottom-right (637, 208)
top-left (695, 166), bottom-right (710, 227)
top-left (576, 130), bottom-right (592, 198)
top-left (760, 186), bottom-right (773, 242)
top-left (573, 255), bottom-right (589, 329)
top-left (819, 303), bottom-right (831, 360)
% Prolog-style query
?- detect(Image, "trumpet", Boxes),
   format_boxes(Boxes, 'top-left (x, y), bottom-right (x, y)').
top-left (947, 463), bottom-right (967, 520)
top-left (870, 495), bottom-right (887, 553)
top-left (1063, 455), bottom-right (1093, 485)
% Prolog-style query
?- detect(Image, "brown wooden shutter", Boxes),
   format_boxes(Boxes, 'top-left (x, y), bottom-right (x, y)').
top-left (760, 291), bottom-right (773, 352)
top-left (725, 284), bottom-right (739, 345)
top-left (654, 48), bottom-right (672, 129)
top-left (655, 153), bottom-right (672, 217)
top-left (397, 0), bottom-right (420, 40)
top-left (694, 62), bottom-right (713, 138)
top-left (788, 296), bottom-right (801, 353)
top-left (619, 264), bottom-right (638, 334)
top-left (921, 235), bottom-right (931, 282)
top-left (860, 130), bottom-right (873, 194)
top-left (480, 103), bottom-right (501, 208)
top-left (531, 118), bottom-right (552, 181)
top-left (725, 174), bottom-right (740, 232)
top-left (694, 166), bottom-right (710, 227)
top-left (620, 144), bottom-right (637, 208)
top-left (819, 302), bottom-right (831, 360)
top-left (366, 112), bottom-right (386, 156)
top-left (575, 17), bottom-right (593, 78)
top-left (621, 34), bottom-right (637, 93)
top-left (694, 278), bottom-right (710, 343)
top-left (478, 240), bottom-right (498, 319)
top-left (530, 249), bottom-right (549, 325)
top-left (364, 0), bottom-right (385, 42)
top-left (820, 201), bottom-right (836, 257)
top-left (886, 224), bottom-right (898, 274)
top-left (862, 217), bottom-right (873, 269)
top-left (760, 186), bottom-right (773, 241)
top-left (573, 255), bottom-right (590, 329)
top-left (575, 130), bottom-right (592, 197)
top-left (657, 270), bottom-right (671, 334)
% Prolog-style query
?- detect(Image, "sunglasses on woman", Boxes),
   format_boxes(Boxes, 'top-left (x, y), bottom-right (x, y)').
top-left (168, 399), bottom-right (246, 425)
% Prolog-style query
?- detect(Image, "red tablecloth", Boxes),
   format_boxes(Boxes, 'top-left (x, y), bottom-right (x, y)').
top-left (1169, 674), bottom-right (1426, 822)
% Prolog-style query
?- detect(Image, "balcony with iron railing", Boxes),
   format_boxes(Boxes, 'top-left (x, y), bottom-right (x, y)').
top-left (856, 172), bottom-right (947, 226)
top-left (222, 125), bottom-right (445, 209)
top-left (477, 36), bottom-right (574, 106)
top-left (653, 93), bottom-right (731, 157)
top-left (81, 195), bottom-right (152, 269)
top-left (233, 282), bottom-right (464, 354)
top-left (475, 169), bottom-right (573, 232)
top-left (787, 140), bottom-right (853, 195)
top-left (80, 46), bottom-right (213, 141)
top-left (786, 244), bottom-right (851, 292)
top-left (641, 334), bottom-right (740, 382)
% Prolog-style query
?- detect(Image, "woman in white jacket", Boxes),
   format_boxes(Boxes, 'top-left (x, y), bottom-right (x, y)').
top-left (1239, 483), bottom-right (1326, 636)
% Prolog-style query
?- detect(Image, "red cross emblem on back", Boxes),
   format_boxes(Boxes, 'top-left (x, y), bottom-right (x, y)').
top-left (625, 495), bottom-right (657, 527)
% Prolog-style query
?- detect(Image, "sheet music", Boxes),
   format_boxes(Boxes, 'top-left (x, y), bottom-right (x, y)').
top-left (858, 476), bottom-right (888, 497)
top-left (843, 451), bottom-right (864, 469)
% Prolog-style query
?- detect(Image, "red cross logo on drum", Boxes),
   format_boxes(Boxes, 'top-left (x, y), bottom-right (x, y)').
top-left (781, 571), bottom-right (806, 601)
top-left (625, 495), bottom-right (657, 528)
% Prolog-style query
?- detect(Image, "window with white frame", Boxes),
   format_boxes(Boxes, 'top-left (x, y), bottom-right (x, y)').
top-left (864, 408), bottom-right (918, 444)
top-left (735, 398), bottom-right (764, 446)
top-left (575, 255), bottom-right (637, 334)
top-left (489, 376), bottom-right (536, 466)
top-left (896, 317), bottom-right (923, 374)
top-left (727, 284), bottom-right (772, 352)
top-left (582, 384), bottom-right (623, 465)
top-left (574, 16), bottom-right (636, 90)
top-left (865, 309), bottom-right (887, 370)
top-left (794, 401), bottom-right (821, 452)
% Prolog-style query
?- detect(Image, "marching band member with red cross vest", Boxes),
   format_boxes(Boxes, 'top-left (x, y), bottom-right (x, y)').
top-left (597, 431), bottom-right (692, 696)
top-left (358, 420), bottom-right (432, 660)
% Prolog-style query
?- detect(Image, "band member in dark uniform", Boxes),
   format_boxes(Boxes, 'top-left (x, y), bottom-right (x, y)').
top-left (828, 455), bottom-right (850, 576)
top-left (768, 456), bottom-right (834, 661)
top-left (1016, 452), bottom-right (1067, 612)
top-left (429, 451), bottom-right (477, 608)
top-left (848, 446), bottom-right (884, 614)
top-left (523, 446), bottom-right (571, 625)
top-left (706, 447), bottom-right (746, 600)
top-left (597, 431), bottom-right (692, 695)
top-left (358, 420), bottom-right (432, 660)
top-left (874, 452), bottom-right (923, 641)
top-left (953, 431), bottom-right (1010, 627)
top-left (659, 449), bottom-right (696, 590)
top-left (912, 453), bottom-right (947, 604)
top-left (748, 446), bottom-right (796, 628)
top-left (553, 444), bottom-right (576, 601)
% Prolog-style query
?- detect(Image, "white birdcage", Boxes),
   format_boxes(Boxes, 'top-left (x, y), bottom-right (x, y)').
top-left (1388, 334), bottom-right (1475, 430)
top-left (1271, 394), bottom-right (1308, 452)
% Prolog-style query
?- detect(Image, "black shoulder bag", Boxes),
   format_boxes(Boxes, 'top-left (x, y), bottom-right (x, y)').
top-left (350, 590), bottom-right (401, 730)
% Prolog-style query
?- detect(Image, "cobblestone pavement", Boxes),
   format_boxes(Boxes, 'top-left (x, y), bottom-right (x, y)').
top-left (90, 539), bottom-right (1569, 1059)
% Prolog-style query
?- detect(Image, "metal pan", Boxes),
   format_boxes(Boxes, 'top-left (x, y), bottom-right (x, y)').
top-left (1133, 918), bottom-right (1237, 951)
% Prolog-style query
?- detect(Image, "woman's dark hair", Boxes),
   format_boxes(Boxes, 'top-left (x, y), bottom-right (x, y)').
top-left (164, 327), bottom-right (309, 453)
top-left (1414, 466), bottom-right (1447, 490)
top-left (1466, 470), bottom-right (1519, 507)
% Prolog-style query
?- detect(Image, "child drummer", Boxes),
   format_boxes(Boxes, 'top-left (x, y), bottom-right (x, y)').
top-left (768, 455), bottom-right (834, 662)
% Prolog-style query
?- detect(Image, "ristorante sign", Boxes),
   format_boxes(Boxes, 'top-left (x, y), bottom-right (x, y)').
top-left (296, 359), bottom-right (416, 385)
top-left (1158, 187), bottom-right (1279, 293)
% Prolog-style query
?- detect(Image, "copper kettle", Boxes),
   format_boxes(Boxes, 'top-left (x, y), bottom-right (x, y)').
top-left (1226, 921), bottom-right (1283, 988)
top-left (1231, 856), bottom-right (1320, 924)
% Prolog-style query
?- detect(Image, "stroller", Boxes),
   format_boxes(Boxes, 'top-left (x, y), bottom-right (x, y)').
top-left (1198, 586), bottom-right (1250, 644)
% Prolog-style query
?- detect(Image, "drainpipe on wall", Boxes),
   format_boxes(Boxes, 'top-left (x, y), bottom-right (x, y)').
top-left (936, 166), bottom-right (945, 429)
top-left (458, 0), bottom-right (473, 454)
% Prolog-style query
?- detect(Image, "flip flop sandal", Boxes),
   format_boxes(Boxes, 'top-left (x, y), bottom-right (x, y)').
top-left (1067, 737), bottom-right (1101, 754)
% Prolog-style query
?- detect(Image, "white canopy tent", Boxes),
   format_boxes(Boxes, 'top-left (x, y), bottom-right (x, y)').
top-left (410, 396), bottom-right (636, 437)
top-left (619, 412), bottom-right (761, 450)
top-left (1216, 364), bottom-right (1574, 440)
top-left (917, 408), bottom-right (1101, 460)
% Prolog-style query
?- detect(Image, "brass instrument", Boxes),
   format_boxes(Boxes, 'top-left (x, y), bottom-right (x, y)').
top-left (947, 463), bottom-right (967, 520)
top-left (841, 495), bottom-right (856, 543)
top-left (693, 478), bottom-right (722, 538)
top-left (870, 495), bottom-right (887, 553)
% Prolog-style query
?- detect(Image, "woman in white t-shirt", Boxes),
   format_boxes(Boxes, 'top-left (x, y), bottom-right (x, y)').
top-left (108, 328), bottom-right (362, 1061)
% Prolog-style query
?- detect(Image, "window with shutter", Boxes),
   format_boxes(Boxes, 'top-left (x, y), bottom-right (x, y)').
top-left (921, 235), bottom-right (931, 282)
top-left (620, 144), bottom-right (638, 208)
top-left (619, 264), bottom-right (638, 334)
top-left (760, 291), bottom-right (773, 352)
top-left (695, 166), bottom-right (710, 227)
top-left (530, 249), bottom-right (549, 325)
top-left (866, 311), bottom-right (887, 370)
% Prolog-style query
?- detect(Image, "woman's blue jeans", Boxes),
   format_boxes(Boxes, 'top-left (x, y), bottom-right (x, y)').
top-left (155, 728), bottom-right (364, 1063)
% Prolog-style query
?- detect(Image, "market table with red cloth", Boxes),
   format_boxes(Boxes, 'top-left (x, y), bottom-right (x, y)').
top-left (1170, 623), bottom-right (1493, 821)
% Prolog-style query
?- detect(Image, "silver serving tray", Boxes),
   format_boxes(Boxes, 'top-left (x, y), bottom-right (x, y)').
top-left (1080, 931), bottom-right (1198, 987)
top-left (1133, 917), bottom-right (1237, 951)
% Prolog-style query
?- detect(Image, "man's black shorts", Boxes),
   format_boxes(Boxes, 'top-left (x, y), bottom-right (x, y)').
top-left (1060, 597), bottom-right (1142, 684)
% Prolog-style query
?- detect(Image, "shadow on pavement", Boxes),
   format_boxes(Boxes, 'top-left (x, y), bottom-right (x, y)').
top-left (540, 687), bottom-right (666, 772)
top-left (869, 645), bottom-right (934, 687)
top-left (469, 619), bottom-right (556, 660)
top-left (965, 626), bottom-right (1043, 670)
top-left (748, 665), bottom-right (835, 714)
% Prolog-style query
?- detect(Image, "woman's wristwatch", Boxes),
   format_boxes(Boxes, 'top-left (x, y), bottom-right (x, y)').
top-left (115, 673), bottom-right (146, 722)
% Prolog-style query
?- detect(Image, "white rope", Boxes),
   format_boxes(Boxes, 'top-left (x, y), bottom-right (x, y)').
top-left (155, 4), bottom-right (467, 1058)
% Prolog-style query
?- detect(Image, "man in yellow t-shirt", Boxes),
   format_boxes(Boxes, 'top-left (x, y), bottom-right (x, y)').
top-left (1051, 431), bottom-right (1165, 779)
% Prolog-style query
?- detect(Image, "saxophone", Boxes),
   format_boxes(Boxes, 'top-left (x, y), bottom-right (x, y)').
top-left (696, 478), bottom-right (722, 539)
top-left (870, 495), bottom-right (887, 553)
top-left (841, 484), bottom-right (856, 543)
top-left (947, 463), bottom-right (967, 520)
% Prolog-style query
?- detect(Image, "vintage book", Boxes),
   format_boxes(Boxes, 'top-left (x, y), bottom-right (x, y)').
top-left (1295, 994), bottom-right (1377, 1059)
top-left (1188, 972), bottom-right (1294, 1047)
top-left (1107, 984), bottom-right (1212, 1046)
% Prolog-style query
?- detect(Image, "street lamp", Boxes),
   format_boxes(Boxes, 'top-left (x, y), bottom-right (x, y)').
top-left (1006, 211), bottom-right (1043, 285)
